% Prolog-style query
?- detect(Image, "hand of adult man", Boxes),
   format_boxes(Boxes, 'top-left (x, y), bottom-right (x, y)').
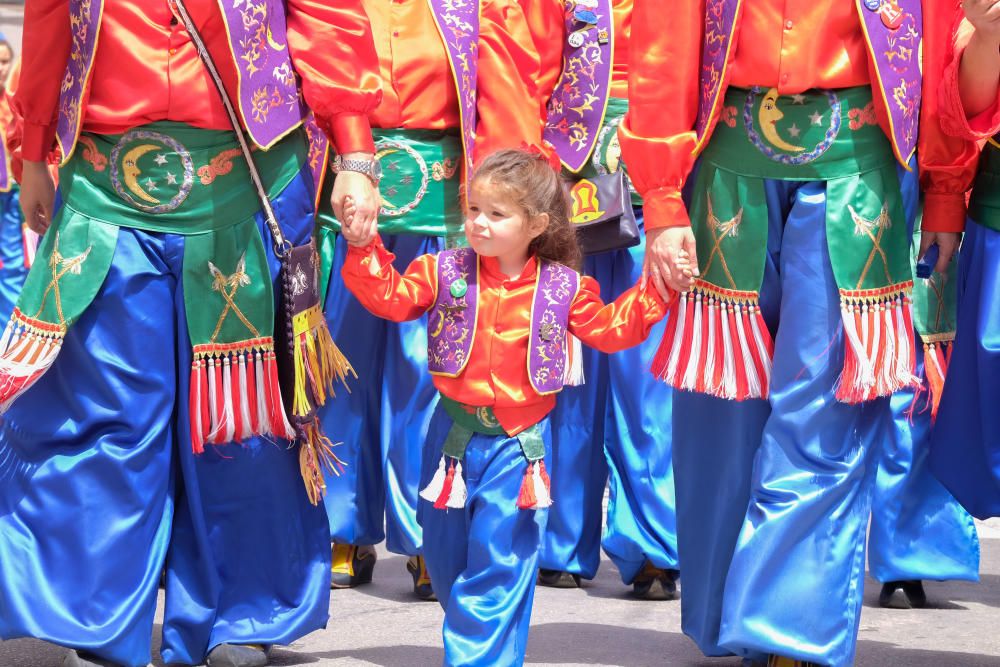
top-left (644, 226), bottom-right (699, 298)
top-left (919, 230), bottom-right (962, 275)
top-left (20, 159), bottom-right (55, 235)
top-left (331, 152), bottom-right (380, 244)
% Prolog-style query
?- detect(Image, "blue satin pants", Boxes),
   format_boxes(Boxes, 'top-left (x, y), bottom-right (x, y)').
top-left (320, 232), bottom-right (443, 555)
top-left (542, 220), bottom-right (678, 583)
top-left (931, 220), bottom-right (1000, 519)
top-left (0, 169), bottom-right (330, 667)
top-left (0, 189), bottom-right (28, 324)
top-left (419, 406), bottom-right (550, 666)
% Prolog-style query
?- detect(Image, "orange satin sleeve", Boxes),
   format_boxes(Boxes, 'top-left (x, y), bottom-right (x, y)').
top-left (939, 19), bottom-right (1000, 143)
top-left (341, 235), bottom-right (438, 322)
top-left (729, 0), bottom-right (869, 94)
top-left (475, 0), bottom-right (552, 161)
top-left (287, 0), bottom-right (381, 154)
top-left (12, 0), bottom-right (69, 162)
top-left (611, 0), bottom-right (632, 95)
top-left (918, 3), bottom-right (977, 234)
top-left (364, 0), bottom-right (460, 132)
top-left (617, 0), bottom-right (702, 230)
top-left (569, 275), bottom-right (668, 353)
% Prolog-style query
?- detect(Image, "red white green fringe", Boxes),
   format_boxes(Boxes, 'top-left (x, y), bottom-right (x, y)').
top-left (189, 337), bottom-right (295, 454)
top-left (0, 308), bottom-right (66, 413)
top-left (835, 285), bottom-right (918, 404)
top-left (651, 283), bottom-right (773, 401)
top-left (420, 456), bottom-right (553, 511)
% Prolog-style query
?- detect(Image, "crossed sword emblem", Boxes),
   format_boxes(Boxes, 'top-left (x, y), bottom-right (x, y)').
top-left (209, 252), bottom-right (259, 342)
top-left (35, 232), bottom-right (92, 325)
top-left (849, 203), bottom-right (894, 288)
top-left (702, 194), bottom-right (744, 290)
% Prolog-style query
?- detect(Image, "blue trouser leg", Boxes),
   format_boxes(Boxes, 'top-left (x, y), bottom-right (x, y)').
top-left (601, 228), bottom-right (679, 584)
top-left (539, 249), bottom-right (609, 579)
top-left (321, 232), bottom-right (441, 553)
top-left (0, 169), bottom-right (330, 667)
top-left (868, 346), bottom-right (980, 583)
top-left (718, 179), bottom-right (902, 667)
top-left (420, 408), bottom-right (550, 666)
top-left (0, 189), bottom-right (27, 324)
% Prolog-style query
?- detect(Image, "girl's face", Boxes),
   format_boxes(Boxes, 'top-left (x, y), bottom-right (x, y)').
top-left (464, 178), bottom-right (547, 267)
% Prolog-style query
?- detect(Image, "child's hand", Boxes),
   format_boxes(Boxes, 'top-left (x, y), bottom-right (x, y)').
top-left (966, 0), bottom-right (1000, 43)
top-left (341, 195), bottom-right (377, 247)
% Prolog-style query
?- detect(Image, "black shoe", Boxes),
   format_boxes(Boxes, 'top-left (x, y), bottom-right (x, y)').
top-left (631, 563), bottom-right (679, 601)
top-left (766, 656), bottom-right (822, 667)
top-left (407, 555), bottom-right (437, 601)
top-left (206, 643), bottom-right (271, 667)
top-left (330, 543), bottom-right (376, 589)
top-left (62, 651), bottom-right (129, 667)
top-left (879, 580), bottom-right (926, 609)
top-left (537, 569), bottom-right (582, 588)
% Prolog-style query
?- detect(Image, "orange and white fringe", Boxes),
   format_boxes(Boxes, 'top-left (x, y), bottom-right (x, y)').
top-left (419, 456), bottom-right (553, 511)
top-left (516, 460), bottom-right (552, 510)
top-left (291, 304), bottom-right (356, 418)
top-left (906, 335), bottom-right (952, 423)
top-left (298, 416), bottom-right (347, 506)
top-left (0, 308), bottom-right (65, 413)
top-left (189, 337), bottom-right (295, 454)
top-left (835, 285), bottom-right (918, 404)
top-left (651, 284), bottom-right (773, 401)
top-left (563, 334), bottom-right (585, 387)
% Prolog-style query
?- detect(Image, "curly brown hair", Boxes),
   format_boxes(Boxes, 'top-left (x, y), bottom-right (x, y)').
top-left (468, 149), bottom-right (582, 271)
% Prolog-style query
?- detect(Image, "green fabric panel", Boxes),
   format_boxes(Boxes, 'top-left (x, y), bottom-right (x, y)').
top-left (909, 206), bottom-right (958, 342)
top-left (689, 164), bottom-right (769, 293)
top-left (182, 217), bottom-right (274, 349)
top-left (702, 86), bottom-right (895, 181)
top-left (15, 210), bottom-right (117, 328)
top-left (315, 223), bottom-right (337, 304)
top-left (825, 164), bottom-right (911, 293)
top-left (442, 422), bottom-right (475, 460)
top-left (318, 128), bottom-right (464, 240)
top-left (60, 121), bottom-right (305, 235)
top-left (516, 425), bottom-right (545, 462)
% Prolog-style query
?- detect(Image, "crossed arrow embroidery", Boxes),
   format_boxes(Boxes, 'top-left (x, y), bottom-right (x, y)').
top-left (849, 203), bottom-right (894, 288)
top-left (208, 252), bottom-right (259, 342)
top-left (34, 231), bottom-right (93, 326)
top-left (702, 194), bottom-right (744, 290)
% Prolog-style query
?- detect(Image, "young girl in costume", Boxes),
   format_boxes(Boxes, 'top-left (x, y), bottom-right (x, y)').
top-left (339, 148), bottom-right (677, 666)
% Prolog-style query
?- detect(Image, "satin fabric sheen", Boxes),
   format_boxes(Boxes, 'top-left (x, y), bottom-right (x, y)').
top-left (419, 406), bottom-right (550, 667)
top-left (320, 232), bottom-right (442, 553)
top-left (0, 167), bottom-right (330, 667)
top-left (543, 222), bottom-right (679, 583)
top-left (931, 220), bottom-right (1000, 518)
top-left (0, 189), bottom-right (28, 323)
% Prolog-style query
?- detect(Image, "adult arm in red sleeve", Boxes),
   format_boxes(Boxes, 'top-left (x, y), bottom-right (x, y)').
top-left (918, 1), bottom-right (979, 272)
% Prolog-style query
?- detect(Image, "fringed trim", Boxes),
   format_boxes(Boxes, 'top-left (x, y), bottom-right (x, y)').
top-left (908, 336), bottom-right (952, 424)
top-left (291, 304), bottom-right (357, 418)
top-left (516, 460), bottom-right (553, 510)
top-left (563, 334), bottom-right (585, 386)
top-left (189, 337), bottom-right (295, 454)
top-left (835, 284), bottom-right (918, 404)
top-left (297, 416), bottom-right (348, 506)
top-left (650, 283), bottom-right (772, 401)
top-left (0, 308), bottom-right (66, 413)
top-left (419, 456), bottom-right (467, 509)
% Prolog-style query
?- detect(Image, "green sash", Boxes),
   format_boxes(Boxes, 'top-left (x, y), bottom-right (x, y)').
top-left (0, 122), bottom-right (304, 446)
top-left (652, 87), bottom-right (916, 404)
top-left (419, 395), bottom-right (551, 511)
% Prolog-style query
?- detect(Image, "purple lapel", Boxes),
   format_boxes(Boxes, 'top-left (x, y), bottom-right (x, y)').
top-left (528, 261), bottom-right (579, 395)
top-left (429, 248), bottom-right (479, 377)
top-left (694, 0), bottom-right (743, 151)
top-left (57, 0), bottom-right (105, 161)
top-left (544, 0), bottom-right (614, 173)
top-left (303, 112), bottom-right (329, 211)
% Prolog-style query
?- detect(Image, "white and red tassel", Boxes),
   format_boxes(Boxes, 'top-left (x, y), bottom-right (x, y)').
top-left (420, 457), bottom-right (466, 510)
top-left (0, 308), bottom-right (65, 414)
top-left (516, 460), bottom-right (553, 510)
top-left (563, 334), bottom-right (585, 387)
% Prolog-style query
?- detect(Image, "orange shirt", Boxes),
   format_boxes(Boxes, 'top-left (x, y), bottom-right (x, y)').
top-left (620, 0), bottom-right (977, 234)
top-left (939, 19), bottom-right (1000, 141)
top-left (366, 0), bottom-right (549, 161)
top-left (342, 235), bottom-right (668, 434)
top-left (14, 0), bottom-right (381, 162)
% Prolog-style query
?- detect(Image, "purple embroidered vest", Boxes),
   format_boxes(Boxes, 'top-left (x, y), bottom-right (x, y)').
top-left (427, 0), bottom-right (480, 174)
top-left (58, 0), bottom-right (303, 161)
top-left (303, 113), bottom-right (329, 207)
top-left (544, 0), bottom-right (614, 173)
top-left (428, 248), bottom-right (580, 395)
top-left (695, 0), bottom-right (922, 162)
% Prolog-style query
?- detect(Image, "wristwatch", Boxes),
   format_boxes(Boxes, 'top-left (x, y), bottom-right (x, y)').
top-left (332, 154), bottom-right (383, 186)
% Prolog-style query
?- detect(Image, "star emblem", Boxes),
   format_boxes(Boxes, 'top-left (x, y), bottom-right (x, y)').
top-left (144, 177), bottom-right (157, 191)
top-left (386, 160), bottom-right (400, 172)
top-left (810, 111), bottom-right (824, 126)
top-left (400, 175), bottom-right (414, 186)
top-left (165, 172), bottom-right (178, 186)
top-left (154, 154), bottom-right (168, 166)
top-left (787, 123), bottom-right (801, 139)
top-left (791, 94), bottom-right (807, 105)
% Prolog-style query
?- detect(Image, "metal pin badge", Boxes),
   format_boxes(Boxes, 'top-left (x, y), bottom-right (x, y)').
top-left (568, 31), bottom-right (586, 48)
top-left (450, 278), bottom-right (468, 299)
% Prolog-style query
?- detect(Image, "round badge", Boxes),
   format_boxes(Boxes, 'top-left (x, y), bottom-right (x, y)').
top-left (863, 0), bottom-right (881, 10)
top-left (574, 9), bottom-right (598, 23)
top-left (110, 129), bottom-right (195, 213)
top-left (879, 2), bottom-right (904, 29)
top-left (374, 140), bottom-right (430, 217)
top-left (568, 31), bottom-right (586, 48)
top-left (450, 278), bottom-right (468, 299)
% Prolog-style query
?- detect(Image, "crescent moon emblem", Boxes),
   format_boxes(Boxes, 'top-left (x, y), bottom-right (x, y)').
top-left (266, 26), bottom-right (286, 51)
top-left (122, 144), bottom-right (162, 205)
top-left (430, 311), bottom-right (446, 338)
top-left (476, 407), bottom-right (499, 429)
top-left (758, 88), bottom-right (805, 153)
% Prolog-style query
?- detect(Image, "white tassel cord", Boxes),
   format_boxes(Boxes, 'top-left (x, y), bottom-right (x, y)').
top-left (663, 292), bottom-right (688, 385)
top-left (681, 293), bottom-right (703, 391)
top-left (237, 353), bottom-right (253, 440)
top-left (220, 355), bottom-right (236, 443)
top-left (734, 304), bottom-right (762, 399)
top-left (445, 461), bottom-right (467, 508)
top-left (893, 298), bottom-right (916, 386)
top-left (420, 457), bottom-right (448, 503)
top-left (254, 351), bottom-right (272, 436)
top-left (703, 297), bottom-right (719, 394)
top-left (531, 463), bottom-right (553, 508)
top-left (563, 334), bottom-right (585, 386)
top-left (748, 307), bottom-right (772, 396)
top-left (841, 302), bottom-right (875, 396)
top-left (719, 303), bottom-right (737, 400)
top-left (206, 357), bottom-right (223, 441)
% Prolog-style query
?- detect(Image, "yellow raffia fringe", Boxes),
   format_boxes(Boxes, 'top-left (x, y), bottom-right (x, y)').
top-left (297, 419), bottom-right (348, 505)
top-left (292, 305), bottom-right (358, 417)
